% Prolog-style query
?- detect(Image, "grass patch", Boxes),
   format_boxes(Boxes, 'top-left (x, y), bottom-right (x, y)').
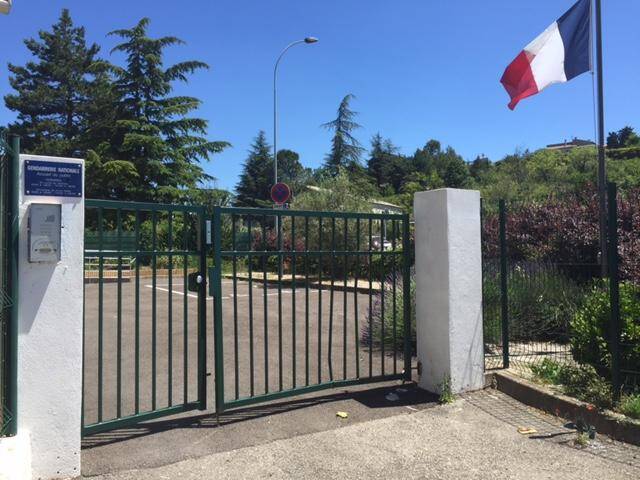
top-left (529, 359), bottom-right (613, 410)
top-left (530, 358), bottom-right (563, 384)
top-left (619, 394), bottom-right (640, 420)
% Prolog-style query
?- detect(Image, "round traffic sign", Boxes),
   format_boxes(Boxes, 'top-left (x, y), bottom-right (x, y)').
top-left (271, 182), bottom-right (291, 204)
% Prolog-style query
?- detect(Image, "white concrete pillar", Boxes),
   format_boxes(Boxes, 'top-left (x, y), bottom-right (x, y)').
top-left (16, 154), bottom-right (84, 479)
top-left (414, 188), bottom-right (484, 394)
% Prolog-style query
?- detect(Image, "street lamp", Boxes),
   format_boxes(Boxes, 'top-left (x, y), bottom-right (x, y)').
top-left (273, 37), bottom-right (318, 198)
top-left (0, 0), bottom-right (13, 14)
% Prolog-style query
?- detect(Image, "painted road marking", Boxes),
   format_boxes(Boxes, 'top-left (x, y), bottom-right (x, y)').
top-left (145, 284), bottom-right (317, 300)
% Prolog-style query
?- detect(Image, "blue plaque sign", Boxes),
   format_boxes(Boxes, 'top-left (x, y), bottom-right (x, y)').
top-left (24, 159), bottom-right (83, 198)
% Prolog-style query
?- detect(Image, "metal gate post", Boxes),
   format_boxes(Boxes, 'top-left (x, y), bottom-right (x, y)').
top-left (211, 206), bottom-right (225, 415)
top-left (607, 183), bottom-right (621, 401)
top-left (197, 207), bottom-right (208, 410)
top-left (3, 135), bottom-right (19, 436)
top-left (499, 200), bottom-right (509, 369)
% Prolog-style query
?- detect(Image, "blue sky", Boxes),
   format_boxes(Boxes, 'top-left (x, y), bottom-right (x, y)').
top-left (1, 1), bottom-right (639, 191)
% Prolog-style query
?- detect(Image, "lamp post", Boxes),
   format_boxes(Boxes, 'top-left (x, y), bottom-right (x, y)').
top-left (273, 37), bottom-right (318, 197)
top-left (0, 0), bottom-right (13, 14)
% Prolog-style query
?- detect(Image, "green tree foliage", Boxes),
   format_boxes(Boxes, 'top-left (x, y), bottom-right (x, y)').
top-left (188, 186), bottom-right (233, 210)
top-left (607, 126), bottom-right (640, 149)
top-left (469, 155), bottom-right (491, 179)
top-left (409, 140), bottom-right (470, 190)
top-left (293, 168), bottom-right (372, 213)
top-left (235, 131), bottom-right (274, 207)
top-left (276, 149), bottom-right (312, 199)
top-left (4, 11), bottom-right (229, 202)
top-left (4, 9), bottom-right (104, 156)
top-left (367, 133), bottom-right (399, 188)
top-left (103, 18), bottom-right (228, 202)
top-left (322, 94), bottom-right (364, 175)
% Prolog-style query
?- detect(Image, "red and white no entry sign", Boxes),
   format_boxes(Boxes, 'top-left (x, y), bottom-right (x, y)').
top-left (271, 182), bottom-right (291, 204)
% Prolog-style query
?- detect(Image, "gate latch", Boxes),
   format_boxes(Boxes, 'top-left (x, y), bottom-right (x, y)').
top-left (187, 272), bottom-right (203, 292)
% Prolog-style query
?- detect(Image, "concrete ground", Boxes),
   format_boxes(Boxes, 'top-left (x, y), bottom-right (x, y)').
top-left (89, 388), bottom-right (640, 480)
top-left (82, 381), bottom-right (437, 475)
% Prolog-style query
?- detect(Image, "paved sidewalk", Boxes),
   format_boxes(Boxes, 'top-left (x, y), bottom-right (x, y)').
top-left (92, 390), bottom-right (639, 480)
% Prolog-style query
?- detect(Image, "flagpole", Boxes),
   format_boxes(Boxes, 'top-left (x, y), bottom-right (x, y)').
top-left (594, 0), bottom-right (608, 276)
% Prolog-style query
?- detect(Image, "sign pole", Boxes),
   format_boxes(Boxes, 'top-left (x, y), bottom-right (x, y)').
top-left (594, 0), bottom-right (607, 276)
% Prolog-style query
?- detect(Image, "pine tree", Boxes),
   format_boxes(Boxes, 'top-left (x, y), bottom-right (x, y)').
top-left (367, 133), bottom-right (400, 188)
top-left (106, 18), bottom-right (228, 202)
top-left (4, 9), bottom-right (103, 156)
top-left (322, 94), bottom-right (364, 175)
top-left (235, 131), bottom-right (274, 207)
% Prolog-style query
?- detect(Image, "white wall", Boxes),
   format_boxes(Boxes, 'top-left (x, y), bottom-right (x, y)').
top-left (414, 188), bottom-right (484, 394)
top-left (0, 430), bottom-right (31, 480)
top-left (16, 154), bottom-right (84, 479)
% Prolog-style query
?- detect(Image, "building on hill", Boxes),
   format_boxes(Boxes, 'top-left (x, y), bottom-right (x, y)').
top-left (545, 138), bottom-right (595, 151)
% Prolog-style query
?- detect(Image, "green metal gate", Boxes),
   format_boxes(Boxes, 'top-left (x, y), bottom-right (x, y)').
top-left (0, 134), bottom-right (19, 437)
top-left (210, 207), bottom-right (413, 413)
top-left (82, 202), bottom-right (414, 434)
top-left (82, 200), bottom-right (208, 436)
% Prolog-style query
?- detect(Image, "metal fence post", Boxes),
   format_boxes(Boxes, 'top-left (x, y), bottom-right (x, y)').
top-left (402, 213), bottom-right (412, 381)
top-left (3, 135), bottom-right (19, 437)
top-left (499, 200), bottom-right (509, 369)
top-left (197, 207), bottom-right (208, 410)
top-left (211, 207), bottom-right (224, 416)
top-left (607, 182), bottom-right (621, 401)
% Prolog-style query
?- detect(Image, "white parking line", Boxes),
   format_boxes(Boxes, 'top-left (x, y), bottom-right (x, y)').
top-left (145, 285), bottom-right (201, 299)
top-left (144, 285), bottom-right (313, 300)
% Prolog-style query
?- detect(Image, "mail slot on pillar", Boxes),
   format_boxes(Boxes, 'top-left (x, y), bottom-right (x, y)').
top-left (28, 203), bottom-right (62, 263)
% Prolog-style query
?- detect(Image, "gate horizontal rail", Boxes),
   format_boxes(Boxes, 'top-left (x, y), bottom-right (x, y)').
top-left (212, 206), bottom-right (413, 413)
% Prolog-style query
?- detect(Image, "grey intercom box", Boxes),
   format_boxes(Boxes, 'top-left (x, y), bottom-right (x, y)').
top-left (28, 203), bottom-right (62, 263)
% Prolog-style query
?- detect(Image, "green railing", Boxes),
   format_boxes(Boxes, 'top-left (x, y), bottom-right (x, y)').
top-left (82, 199), bottom-right (208, 436)
top-left (211, 206), bottom-right (413, 413)
top-left (0, 134), bottom-right (19, 437)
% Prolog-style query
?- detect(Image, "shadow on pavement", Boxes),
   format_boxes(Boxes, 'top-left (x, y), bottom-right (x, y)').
top-left (82, 382), bottom-right (437, 450)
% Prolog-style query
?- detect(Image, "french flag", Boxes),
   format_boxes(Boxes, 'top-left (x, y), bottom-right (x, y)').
top-left (501, 0), bottom-right (592, 110)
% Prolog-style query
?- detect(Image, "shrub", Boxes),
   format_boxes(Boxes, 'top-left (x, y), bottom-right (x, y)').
top-left (619, 394), bottom-right (640, 420)
top-left (482, 262), bottom-right (502, 346)
top-left (556, 363), bottom-right (613, 410)
top-left (362, 271), bottom-right (415, 354)
top-left (482, 189), bottom-right (640, 285)
top-left (571, 281), bottom-right (640, 381)
top-left (530, 358), bottom-right (564, 384)
top-left (483, 263), bottom-right (586, 343)
top-left (529, 359), bottom-right (613, 410)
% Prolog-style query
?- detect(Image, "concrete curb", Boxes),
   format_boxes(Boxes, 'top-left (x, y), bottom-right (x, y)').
top-left (488, 370), bottom-right (640, 446)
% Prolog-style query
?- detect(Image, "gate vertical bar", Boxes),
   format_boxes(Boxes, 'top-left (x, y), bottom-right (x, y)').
top-left (247, 217), bottom-right (255, 397)
top-left (499, 200), bottom-right (509, 369)
top-left (212, 207), bottom-right (224, 414)
top-left (151, 211), bottom-right (157, 410)
top-left (198, 207), bottom-right (208, 410)
top-left (231, 215), bottom-right (239, 400)
top-left (402, 214), bottom-right (412, 381)
top-left (167, 212), bottom-right (173, 406)
top-left (134, 211), bottom-right (141, 414)
top-left (607, 183), bottom-right (621, 401)
top-left (116, 209), bottom-right (123, 418)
